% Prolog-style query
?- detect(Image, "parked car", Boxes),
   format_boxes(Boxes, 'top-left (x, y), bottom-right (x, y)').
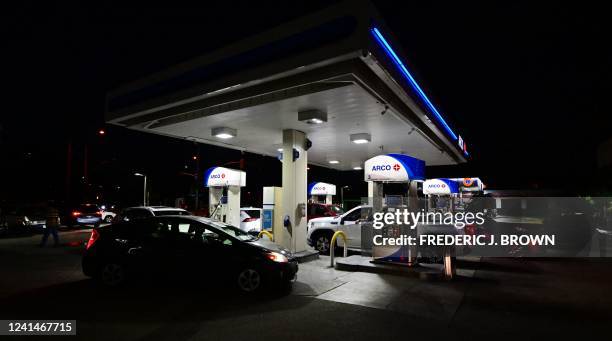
top-left (100, 210), bottom-right (116, 223)
top-left (307, 202), bottom-right (343, 221)
top-left (240, 207), bottom-right (262, 233)
top-left (82, 215), bottom-right (298, 292)
top-left (67, 204), bottom-right (102, 228)
top-left (307, 205), bottom-right (372, 254)
top-left (1, 205), bottom-right (47, 233)
top-left (97, 204), bottom-right (118, 223)
top-left (115, 206), bottom-right (191, 222)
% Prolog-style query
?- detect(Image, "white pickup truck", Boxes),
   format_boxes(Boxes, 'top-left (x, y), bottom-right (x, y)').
top-left (306, 205), bottom-right (372, 254)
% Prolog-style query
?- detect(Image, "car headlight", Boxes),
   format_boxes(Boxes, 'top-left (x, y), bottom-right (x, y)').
top-left (266, 251), bottom-right (288, 263)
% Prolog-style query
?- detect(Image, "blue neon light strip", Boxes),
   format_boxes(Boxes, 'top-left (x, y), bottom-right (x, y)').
top-left (370, 27), bottom-right (458, 141)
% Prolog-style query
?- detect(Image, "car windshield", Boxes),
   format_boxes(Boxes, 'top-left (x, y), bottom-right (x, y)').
top-left (204, 220), bottom-right (256, 241)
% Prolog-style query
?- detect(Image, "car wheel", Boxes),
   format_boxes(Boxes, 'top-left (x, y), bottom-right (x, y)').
top-left (315, 233), bottom-right (331, 255)
top-left (100, 263), bottom-right (126, 287)
top-left (237, 268), bottom-right (262, 293)
top-left (104, 216), bottom-right (113, 223)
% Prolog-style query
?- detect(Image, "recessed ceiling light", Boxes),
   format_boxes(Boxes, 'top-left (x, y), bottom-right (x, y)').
top-left (211, 127), bottom-right (236, 139)
top-left (298, 109), bottom-right (327, 124)
top-left (328, 160), bottom-right (340, 164)
top-left (350, 133), bottom-right (371, 144)
top-left (277, 148), bottom-right (283, 152)
top-left (353, 166), bottom-right (362, 170)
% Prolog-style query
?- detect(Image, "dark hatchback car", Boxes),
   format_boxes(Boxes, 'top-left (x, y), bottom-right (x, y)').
top-left (83, 216), bottom-right (298, 292)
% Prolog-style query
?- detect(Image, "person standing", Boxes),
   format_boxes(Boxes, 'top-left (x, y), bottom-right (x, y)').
top-left (41, 202), bottom-right (60, 247)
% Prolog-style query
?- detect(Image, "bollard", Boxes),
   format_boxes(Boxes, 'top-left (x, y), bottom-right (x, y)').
top-left (257, 230), bottom-right (274, 241)
top-left (330, 231), bottom-right (348, 267)
top-left (443, 246), bottom-right (456, 280)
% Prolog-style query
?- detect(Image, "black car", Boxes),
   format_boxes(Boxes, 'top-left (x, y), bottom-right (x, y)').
top-left (82, 216), bottom-right (298, 292)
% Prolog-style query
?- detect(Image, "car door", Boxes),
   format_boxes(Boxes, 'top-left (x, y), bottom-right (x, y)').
top-left (339, 207), bottom-right (362, 248)
top-left (118, 219), bottom-right (175, 277)
top-left (163, 218), bottom-right (236, 280)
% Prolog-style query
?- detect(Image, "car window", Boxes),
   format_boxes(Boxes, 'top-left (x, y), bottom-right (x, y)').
top-left (203, 220), bottom-right (255, 242)
top-left (153, 210), bottom-right (190, 216)
top-left (123, 209), bottom-right (152, 221)
top-left (344, 208), bottom-right (362, 222)
top-left (314, 205), bottom-right (327, 216)
top-left (308, 204), bottom-right (317, 216)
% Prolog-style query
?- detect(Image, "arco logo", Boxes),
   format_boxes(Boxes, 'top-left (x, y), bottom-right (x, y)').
top-left (371, 164), bottom-right (402, 172)
top-left (463, 178), bottom-right (474, 187)
top-left (313, 186), bottom-right (326, 191)
top-left (428, 183), bottom-right (446, 188)
top-left (221, 174), bottom-right (225, 179)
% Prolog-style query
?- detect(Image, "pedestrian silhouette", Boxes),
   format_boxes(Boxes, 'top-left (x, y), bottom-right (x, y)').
top-left (41, 201), bottom-right (60, 247)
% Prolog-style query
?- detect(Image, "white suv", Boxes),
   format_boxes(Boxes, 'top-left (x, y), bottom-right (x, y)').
top-left (307, 205), bottom-right (372, 254)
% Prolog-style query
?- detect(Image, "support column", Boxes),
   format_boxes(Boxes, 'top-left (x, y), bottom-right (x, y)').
top-left (325, 195), bottom-right (332, 205)
top-left (368, 181), bottom-right (383, 212)
top-left (226, 185), bottom-right (241, 227)
top-left (281, 129), bottom-right (308, 253)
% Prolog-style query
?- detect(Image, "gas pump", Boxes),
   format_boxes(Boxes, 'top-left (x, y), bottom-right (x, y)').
top-left (364, 153), bottom-right (426, 265)
top-left (423, 178), bottom-right (460, 212)
top-left (450, 177), bottom-right (484, 210)
top-left (204, 167), bottom-right (246, 227)
top-left (308, 182), bottom-right (336, 204)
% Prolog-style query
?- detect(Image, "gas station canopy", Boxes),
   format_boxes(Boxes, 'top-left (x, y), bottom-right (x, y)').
top-left (105, 1), bottom-right (469, 169)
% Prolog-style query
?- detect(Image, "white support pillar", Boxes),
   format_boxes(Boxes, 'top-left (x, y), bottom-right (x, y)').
top-left (368, 181), bottom-right (383, 212)
top-left (226, 185), bottom-right (241, 227)
top-left (325, 195), bottom-right (332, 205)
top-left (281, 129), bottom-right (308, 253)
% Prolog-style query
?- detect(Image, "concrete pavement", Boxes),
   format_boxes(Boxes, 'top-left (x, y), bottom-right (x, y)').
top-left (1, 230), bottom-right (611, 340)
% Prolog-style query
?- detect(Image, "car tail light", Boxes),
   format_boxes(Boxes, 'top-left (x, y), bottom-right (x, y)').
top-left (86, 229), bottom-right (100, 250)
top-left (465, 224), bottom-right (477, 236)
top-left (96, 211), bottom-right (103, 216)
top-left (242, 217), bottom-right (258, 222)
top-left (72, 211), bottom-right (81, 217)
top-left (266, 252), bottom-right (288, 263)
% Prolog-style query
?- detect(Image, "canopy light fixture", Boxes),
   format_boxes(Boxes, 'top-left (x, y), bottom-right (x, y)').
top-left (328, 160), bottom-right (340, 164)
top-left (350, 133), bottom-right (371, 144)
top-left (211, 127), bottom-right (237, 139)
top-left (353, 166), bottom-right (363, 170)
top-left (298, 109), bottom-right (327, 124)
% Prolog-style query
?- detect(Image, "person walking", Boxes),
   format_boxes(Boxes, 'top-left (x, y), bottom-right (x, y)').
top-left (41, 201), bottom-right (60, 247)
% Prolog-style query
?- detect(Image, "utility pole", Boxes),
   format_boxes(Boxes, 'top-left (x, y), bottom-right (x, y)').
top-left (194, 143), bottom-right (200, 210)
top-left (66, 142), bottom-right (72, 202)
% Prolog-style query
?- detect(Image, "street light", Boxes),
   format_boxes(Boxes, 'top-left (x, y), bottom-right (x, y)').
top-left (340, 185), bottom-right (349, 209)
top-left (134, 173), bottom-right (147, 206)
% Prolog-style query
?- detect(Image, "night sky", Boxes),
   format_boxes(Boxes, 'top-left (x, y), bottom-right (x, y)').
top-left (1, 1), bottom-right (611, 208)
